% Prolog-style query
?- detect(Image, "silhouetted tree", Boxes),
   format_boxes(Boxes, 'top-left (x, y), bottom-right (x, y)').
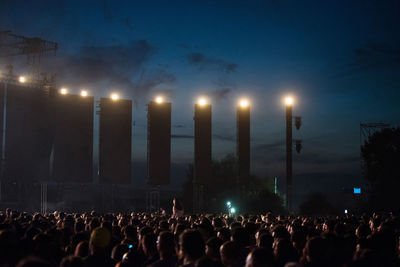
top-left (361, 127), bottom-right (400, 212)
top-left (300, 192), bottom-right (337, 216)
top-left (182, 154), bottom-right (285, 213)
top-left (245, 188), bottom-right (284, 214)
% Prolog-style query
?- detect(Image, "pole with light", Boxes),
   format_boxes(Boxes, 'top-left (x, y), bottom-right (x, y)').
top-left (237, 98), bottom-right (250, 199)
top-left (284, 96), bottom-right (302, 212)
top-left (193, 97), bottom-right (212, 213)
top-left (285, 96), bottom-right (293, 212)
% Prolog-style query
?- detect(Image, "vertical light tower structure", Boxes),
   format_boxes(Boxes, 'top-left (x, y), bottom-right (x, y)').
top-left (285, 96), bottom-right (293, 211)
top-left (147, 96), bottom-right (171, 185)
top-left (146, 96), bottom-right (171, 212)
top-left (237, 99), bottom-right (250, 194)
top-left (193, 98), bottom-right (212, 212)
top-left (53, 90), bottom-right (94, 183)
top-left (99, 94), bottom-right (132, 185)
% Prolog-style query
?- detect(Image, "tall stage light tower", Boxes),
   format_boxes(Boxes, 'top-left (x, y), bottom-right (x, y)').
top-left (147, 96), bottom-right (171, 185)
top-left (53, 90), bottom-right (94, 183)
top-left (193, 98), bottom-right (212, 213)
top-left (146, 96), bottom-right (171, 212)
top-left (284, 96), bottom-right (302, 212)
top-left (99, 94), bottom-right (132, 185)
top-left (237, 99), bottom-right (250, 196)
top-left (285, 97), bottom-right (293, 212)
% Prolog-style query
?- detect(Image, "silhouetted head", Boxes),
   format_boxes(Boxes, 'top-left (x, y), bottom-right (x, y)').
top-left (89, 227), bottom-right (111, 254)
top-left (111, 244), bottom-right (129, 262)
top-left (273, 238), bottom-right (297, 265)
top-left (60, 255), bottom-right (84, 267)
top-left (245, 248), bottom-right (274, 267)
top-left (74, 241), bottom-right (89, 257)
top-left (142, 233), bottom-right (157, 257)
top-left (16, 257), bottom-right (51, 267)
top-left (220, 241), bottom-right (243, 267)
top-left (303, 237), bottom-right (328, 264)
top-left (179, 229), bottom-right (205, 263)
top-left (157, 231), bottom-right (175, 259)
top-left (205, 236), bottom-right (223, 260)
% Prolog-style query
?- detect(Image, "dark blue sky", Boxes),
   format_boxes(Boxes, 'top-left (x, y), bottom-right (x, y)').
top-left (1, 0), bottom-right (399, 201)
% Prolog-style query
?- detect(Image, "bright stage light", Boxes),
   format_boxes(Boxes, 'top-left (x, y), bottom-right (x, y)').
top-left (198, 98), bottom-right (207, 106)
top-left (230, 207), bottom-right (236, 214)
top-left (285, 96), bottom-right (294, 106)
top-left (111, 93), bottom-right (119, 100)
top-left (155, 96), bottom-right (163, 103)
top-left (18, 76), bottom-right (26, 83)
top-left (226, 201), bottom-right (231, 206)
top-left (60, 88), bottom-right (68, 95)
top-left (239, 99), bottom-right (249, 108)
top-left (80, 90), bottom-right (88, 97)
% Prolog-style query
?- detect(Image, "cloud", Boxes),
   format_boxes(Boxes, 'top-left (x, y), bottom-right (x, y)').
top-left (296, 153), bottom-right (360, 165)
top-left (122, 16), bottom-right (134, 30)
top-left (202, 77), bottom-right (236, 103)
top-left (213, 134), bottom-right (235, 142)
top-left (103, 0), bottom-right (116, 23)
top-left (334, 42), bottom-right (400, 78)
top-left (173, 124), bottom-right (185, 128)
top-left (206, 88), bottom-right (231, 103)
top-left (352, 43), bottom-right (400, 70)
top-left (252, 140), bottom-right (360, 168)
top-left (43, 40), bottom-right (175, 99)
top-left (187, 52), bottom-right (238, 73)
top-left (171, 134), bottom-right (194, 139)
top-left (254, 141), bottom-right (285, 151)
top-left (134, 69), bottom-right (176, 98)
top-left (171, 134), bottom-right (234, 142)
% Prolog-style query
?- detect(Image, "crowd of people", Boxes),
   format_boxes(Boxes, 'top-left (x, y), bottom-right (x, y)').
top-left (0, 207), bottom-right (399, 267)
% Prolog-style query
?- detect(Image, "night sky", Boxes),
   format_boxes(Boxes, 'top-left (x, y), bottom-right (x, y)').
top-left (1, 0), bottom-right (399, 205)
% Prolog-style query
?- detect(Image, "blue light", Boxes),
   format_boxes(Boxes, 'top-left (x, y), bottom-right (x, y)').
top-left (226, 201), bottom-right (231, 206)
top-left (353, 188), bottom-right (361, 194)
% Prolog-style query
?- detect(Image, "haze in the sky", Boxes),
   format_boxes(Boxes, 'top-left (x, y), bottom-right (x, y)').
top-left (1, 0), bottom-right (399, 205)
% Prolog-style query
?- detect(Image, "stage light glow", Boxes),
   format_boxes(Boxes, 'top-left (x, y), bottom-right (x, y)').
top-left (226, 201), bottom-right (231, 206)
top-left (80, 90), bottom-right (88, 97)
top-left (60, 88), bottom-right (68, 95)
top-left (230, 207), bottom-right (236, 214)
top-left (239, 99), bottom-right (249, 108)
top-left (111, 93), bottom-right (119, 100)
top-left (155, 96), bottom-right (163, 103)
top-left (285, 96), bottom-right (294, 105)
top-left (198, 98), bottom-right (207, 106)
top-left (18, 76), bottom-right (26, 83)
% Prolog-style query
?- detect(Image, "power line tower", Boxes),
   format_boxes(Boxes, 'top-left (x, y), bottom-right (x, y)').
top-left (0, 30), bottom-right (58, 78)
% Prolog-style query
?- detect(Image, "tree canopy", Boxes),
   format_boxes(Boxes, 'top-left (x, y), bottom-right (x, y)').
top-left (361, 127), bottom-right (400, 212)
top-left (183, 154), bottom-right (284, 214)
top-left (299, 192), bottom-right (337, 216)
